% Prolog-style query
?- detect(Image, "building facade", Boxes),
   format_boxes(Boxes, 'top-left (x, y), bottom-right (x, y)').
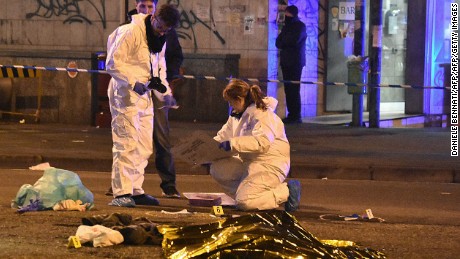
top-left (0, 0), bottom-right (454, 125)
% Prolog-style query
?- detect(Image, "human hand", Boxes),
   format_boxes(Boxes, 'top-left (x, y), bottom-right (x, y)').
top-left (160, 94), bottom-right (178, 109)
top-left (133, 82), bottom-right (149, 95)
top-left (218, 141), bottom-right (231, 151)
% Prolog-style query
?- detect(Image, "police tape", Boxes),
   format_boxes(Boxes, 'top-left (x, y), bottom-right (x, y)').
top-left (0, 64), bottom-right (449, 90)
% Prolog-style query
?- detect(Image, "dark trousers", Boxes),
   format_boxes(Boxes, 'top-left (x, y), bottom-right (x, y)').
top-left (152, 93), bottom-right (176, 190)
top-left (281, 65), bottom-right (303, 119)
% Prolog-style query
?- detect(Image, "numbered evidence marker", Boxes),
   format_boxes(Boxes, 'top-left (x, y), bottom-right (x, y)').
top-left (67, 236), bottom-right (82, 248)
top-left (365, 209), bottom-right (374, 219)
top-left (211, 206), bottom-right (224, 216)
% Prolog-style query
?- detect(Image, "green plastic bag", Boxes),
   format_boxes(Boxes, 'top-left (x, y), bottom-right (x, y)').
top-left (11, 167), bottom-right (94, 210)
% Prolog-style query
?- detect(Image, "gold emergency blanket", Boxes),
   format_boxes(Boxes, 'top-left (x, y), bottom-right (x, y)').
top-left (159, 211), bottom-right (385, 258)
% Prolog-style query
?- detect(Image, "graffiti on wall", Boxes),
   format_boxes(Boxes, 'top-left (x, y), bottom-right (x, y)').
top-left (26, 0), bottom-right (107, 29)
top-left (168, 0), bottom-right (226, 52)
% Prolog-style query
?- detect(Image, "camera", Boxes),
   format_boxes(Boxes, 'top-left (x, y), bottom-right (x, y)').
top-left (147, 77), bottom-right (167, 93)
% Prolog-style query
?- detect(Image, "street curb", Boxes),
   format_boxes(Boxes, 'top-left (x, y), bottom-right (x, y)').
top-left (289, 163), bottom-right (459, 183)
top-left (2, 155), bottom-right (458, 183)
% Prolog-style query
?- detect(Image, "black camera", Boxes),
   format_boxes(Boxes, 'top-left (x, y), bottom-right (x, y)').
top-left (148, 77), bottom-right (167, 93)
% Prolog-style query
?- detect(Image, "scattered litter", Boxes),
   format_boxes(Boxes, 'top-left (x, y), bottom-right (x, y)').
top-left (75, 225), bottom-right (124, 247)
top-left (29, 162), bottom-right (51, 170)
top-left (53, 199), bottom-right (90, 211)
top-left (320, 209), bottom-right (385, 222)
top-left (440, 192), bottom-right (451, 195)
top-left (72, 140), bottom-right (85, 143)
top-left (19, 119), bottom-right (25, 124)
top-left (344, 214), bottom-right (360, 221)
top-left (322, 177), bottom-right (328, 180)
top-left (160, 209), bottom-right (192, 215)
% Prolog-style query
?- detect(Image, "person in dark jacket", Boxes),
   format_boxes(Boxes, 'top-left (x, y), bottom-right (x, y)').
top-left (275, 5), bottom-right (306, 124)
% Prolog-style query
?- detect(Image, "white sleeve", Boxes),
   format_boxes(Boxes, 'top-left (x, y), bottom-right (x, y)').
top-left (214, 117), bottom-right (234, 142)
top-left (230, 113), bottom-right (274, 153)
top-left (106, 28), bottom-right (137, 87)
top-left (153, 44), bottom-right (172, 99)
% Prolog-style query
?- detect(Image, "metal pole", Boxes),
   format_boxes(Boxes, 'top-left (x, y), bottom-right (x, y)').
top-left (368, 0), bottom-right (383, 128)
top-left (354, 0), bottom-right (365, 57)
top-left (351, 0), bottom-right (366, 127)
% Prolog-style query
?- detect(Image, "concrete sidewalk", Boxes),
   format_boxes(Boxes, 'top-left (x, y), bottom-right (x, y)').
top-left (0, 121), bottom-right (458, 183)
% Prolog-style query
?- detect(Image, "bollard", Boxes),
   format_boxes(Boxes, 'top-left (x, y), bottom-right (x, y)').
top-left (347, 56), bottom-right (369, 127)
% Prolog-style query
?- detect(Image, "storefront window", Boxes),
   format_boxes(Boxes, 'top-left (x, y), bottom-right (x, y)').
top-left (381, 0), bottom-right (407, 112)
top-left (425, 0), bottom-right (455, 114)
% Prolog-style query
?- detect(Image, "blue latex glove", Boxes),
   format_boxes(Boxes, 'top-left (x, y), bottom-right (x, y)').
top-left (17, 199), bottom-right (41, 214)
top-left (162, 94), bottom-right (178, 109)
top-left (133, 82), bottom-right (149, 95)
top-left (218, 141), bottom-right (231, 151)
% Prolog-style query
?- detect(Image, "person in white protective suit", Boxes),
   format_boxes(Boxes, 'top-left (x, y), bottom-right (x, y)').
top-left (211, 79), bottom-right (302, 212)
top-left (105, 4), bottom-right (180, 207)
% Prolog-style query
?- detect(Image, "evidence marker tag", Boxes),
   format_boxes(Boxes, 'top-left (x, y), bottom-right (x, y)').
top-left (211, 206), bottom-right (224, 216)
top-left (67, 236), bottom-right (82, 248)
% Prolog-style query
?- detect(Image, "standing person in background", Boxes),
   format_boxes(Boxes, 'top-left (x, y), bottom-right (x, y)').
top-left (111, 0), bottom-right (183, 198)
top-left (210, 79), bottom-right (301, 212)
top-left (151, 0), bottom-right (183, 198)
top-left (276, 5), bottom-right (306, 124)
top-left (105, 4), bottom-right (180, 207)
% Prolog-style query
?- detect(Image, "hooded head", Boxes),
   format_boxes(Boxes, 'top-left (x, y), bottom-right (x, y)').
top-left (284, 5), bottom-right (298, 24)
top-left (285, 5), bottom-right (298, 17)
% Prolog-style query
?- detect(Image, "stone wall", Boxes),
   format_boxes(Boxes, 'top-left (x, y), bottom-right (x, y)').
top-left (0, 0), bottom-right (272, 124)
top-left (0, 0), bottom-right (322, 124)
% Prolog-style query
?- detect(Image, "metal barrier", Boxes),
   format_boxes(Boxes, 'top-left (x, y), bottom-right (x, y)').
top-left (0, 67), bottom-right (43, 122)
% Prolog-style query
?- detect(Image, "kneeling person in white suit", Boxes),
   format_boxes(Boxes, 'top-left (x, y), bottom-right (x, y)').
top-left (211, 79), bottom-right (301, 212)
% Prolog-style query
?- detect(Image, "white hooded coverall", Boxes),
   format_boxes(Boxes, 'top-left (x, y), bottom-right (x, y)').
top-left (211, 97), bottom-right (291, 210)
top-left (106, 14), bottom-right (171, 197)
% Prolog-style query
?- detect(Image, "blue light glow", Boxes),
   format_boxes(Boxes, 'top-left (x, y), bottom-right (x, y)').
top-left (425, 0), bottom-right (452, 114)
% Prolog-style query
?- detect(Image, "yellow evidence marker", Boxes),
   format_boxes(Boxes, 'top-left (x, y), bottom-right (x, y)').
top-left (211, 205), bottom-right (224, 216)
top-left (67, 236), bottom-right (82, 248)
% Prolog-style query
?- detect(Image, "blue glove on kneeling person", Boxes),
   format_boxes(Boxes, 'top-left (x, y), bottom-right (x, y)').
top-left (218, 141), bottom-right (231, 151)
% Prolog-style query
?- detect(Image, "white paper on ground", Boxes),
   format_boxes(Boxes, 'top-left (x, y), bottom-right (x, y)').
top-left (183, 192), bottom-right (237, 206)
top-left (29, 162), bottom-right (51, 170)
top-left (160, 209), bottom-right (192, 214)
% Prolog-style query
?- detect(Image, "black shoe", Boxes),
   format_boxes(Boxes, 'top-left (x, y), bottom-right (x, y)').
top-left (282, 117), bottom-right (302, 124)
top-left (105, 187), bottom-right (113, 196)
top-left (132, 194), bottom-right (160, 206)
top-left (161, 186), bottom-right (181, 198)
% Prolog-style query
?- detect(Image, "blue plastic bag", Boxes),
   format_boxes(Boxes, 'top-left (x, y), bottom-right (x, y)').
top-left (11, 167), bottom-right (94, 210)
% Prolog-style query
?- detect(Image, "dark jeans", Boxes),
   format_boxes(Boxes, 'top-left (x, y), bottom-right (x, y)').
top-left (152, 93), bottom-right (176, 190)
top-left (281, 65), bottom-right (303, 120)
